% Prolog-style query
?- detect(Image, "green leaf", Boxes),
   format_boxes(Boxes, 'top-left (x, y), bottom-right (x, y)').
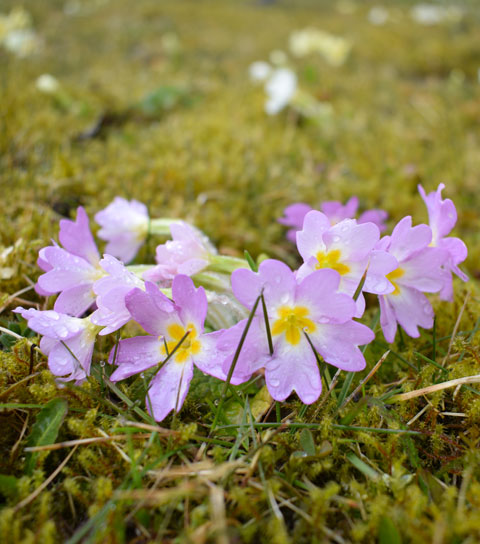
top-left (379, 516), bottom-right (402, 544)
top-left (346, 452), bottom-right (380, 481)
top-left (300, 429), bottom-right (316, 456)
top-left (0, 474), bottom-right (18, 499)
top-left (25, 398), bottom-right (68, 474)
top-left (244, 250), bottom-right (258, 272)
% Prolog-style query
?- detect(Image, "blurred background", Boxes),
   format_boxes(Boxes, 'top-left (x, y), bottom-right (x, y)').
top-left (1, 0), bottom-right (480, 283)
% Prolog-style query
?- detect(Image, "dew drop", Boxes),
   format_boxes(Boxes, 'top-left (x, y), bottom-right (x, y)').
top-left (100, 360), bottom-right (106, 367)
top-left (269, 378), bottom-right (280, 387)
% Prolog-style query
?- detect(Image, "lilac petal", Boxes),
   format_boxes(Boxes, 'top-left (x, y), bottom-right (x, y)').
top-left (311, 321), bottom-right (373, 371)
top-left (379, 295), bottom-right (398, 343)
top-left (14, 307), bottom-right (84, 340)
top-left (37, 246), bottom-right (96, 293)
top-left (439, 237), bottom-right (468, 269)
top-left (389, 217), bottom-right (432, 262)
top-left (321, 196), bottom-right (359, 224)
top-left (231, 259), bottom-right (296, 312)
top-left (364, 250), bottom-right (398, 295)
top-left (193, 331), bottom-right (245, 385)
top-left (109, 336), bottom-right (162, 380)
top-left (295, 269), bottom-right (356, 324)
top-left (125, 284), bottom-right (174, 336)
top-left (265, 341), bottom-right (321, 404)
top-left (37, 248), bottom-right (53, 273)
top-left (95, 197), bottom-right (148, 264)
top-left (388, 287), bottom-right (434, 339)
top-left (438, 268), bottom-right (454, 302)
top-left (218, 317), bottom-right (270, 382)
top-left (48, 331), bottom-right (94, 380)
top-left (147, 359), bottom-right (194, 422)
top-left (278, 203), bottom-right (312, 229)
top-left (172, 275), bottom-right (207, 330)
top-left (323, 220), bottom-right (379, 262)
top-left (418, 184), bottom-right (457, 241)
top-left (296, 210), bottom-right (331, 261)
top-left (104, 233), bottom-right (143, 265)
top-left (358, 209), bottom-right (388, 231)
top-left (400, 247), bottom-right (447, 293)
top-left (177, 258), bottom-right (210, 277)
top-left (53, 283), bottom-right (96, 317)
top-left (91, 285), bottom-right (136, 335)
top-left (59, 207), bottom-right (100, 265)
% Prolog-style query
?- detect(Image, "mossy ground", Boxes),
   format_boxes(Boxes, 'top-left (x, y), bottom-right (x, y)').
top-left (1, 1), bottom-right (480, 542)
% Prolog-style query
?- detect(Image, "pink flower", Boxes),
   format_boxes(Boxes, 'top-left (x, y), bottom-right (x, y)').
top-left (90, 255), bottom-right (144, 335)
top-left (143, 221), bottom-right (215, 284)
top-left (218, 260), bottom-right (374, 404)
top-left (279, 197), bottom-right (388, 243)
top-left (95, 197), bottom-right (149, 264)
top-left (377, 217), bottom-right (447, 343)
top-left (14, 307), bottom-right (100, 382)
top-left (36, 207), bottom-right (104, 317)
top-left (108, 275), bottom-right (230, 422)
top-left (295, 211), bottom-right (395, 315)
top-left (418, 184), bottom-right (468, 300)
top-left (278, 203), bottom-right (312, 243)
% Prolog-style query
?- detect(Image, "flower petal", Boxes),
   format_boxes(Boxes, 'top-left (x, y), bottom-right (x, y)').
top-left (147, 360), bottom-right (194, 422)
top-left (310, 320), bottom-right (373, 371)
top-left (109, 336), bottom-right (163, 380)
top-left (231, 259), bottom-right (296, 312)
top-left (59, 207), bottom-right (100, 265)
top-left (264, 340), bottom-right (321, 404)
top-left (172, 275), bottom-right (207, 330)
top-left (53, 283), bottom-right (96, 317)
top-left (295, 269), bottom-right (356, 324)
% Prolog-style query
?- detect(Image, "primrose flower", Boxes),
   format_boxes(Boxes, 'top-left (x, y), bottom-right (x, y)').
top-left (296, 211), bottom-right (395, 315)
top-left (279, 197), bottom-right (388, 242)
top-left (90, 255), bottom-right (144, 335)
top-left (219, 260), bottom-right (374, 404)
top-left (418, 184), bottom-right (468, 300)
top-left (14, 307), bottom-right (101, 382)
top-left (143, 221), bottom-right (216, 284)
top-left (377, 217), bottom-right (447, 343)
top-left (36, 207), bottom-right (104, 317)
top-left (109, 275), bottom-right (231, 422)
top-left (95, 197), bottom-right (149, 264)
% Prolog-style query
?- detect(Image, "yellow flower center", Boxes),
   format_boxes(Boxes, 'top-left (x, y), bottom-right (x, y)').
top-left (386, 268), bottom-right (404, 296)
top-left (315, 249), bottom-right (350, 275)
top-left (271, 306), bottom-right (316, 346)
top-left (160, 323), bottom-right (201, 364)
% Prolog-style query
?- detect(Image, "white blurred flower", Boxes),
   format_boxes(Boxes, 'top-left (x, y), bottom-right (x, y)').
top-left (368, 6), bottom-right (389, 26)
top-left (411, 4), bottom-right (463, 25)
top-left (289, 28), bottom-right (352, 67)
top-left (265, 68), bottom-right (297, 115)
top-left (0, 7), bottom-right (40, 57)
top-left (249, 61), bottom-right (272, 82)
top-left (36, 74), bottom-right (60, 94)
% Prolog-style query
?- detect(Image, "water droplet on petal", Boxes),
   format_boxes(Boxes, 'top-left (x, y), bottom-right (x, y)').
top-left (269, 378), bottom-right (280, 387)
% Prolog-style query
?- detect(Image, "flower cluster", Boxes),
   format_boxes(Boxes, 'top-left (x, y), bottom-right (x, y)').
top-left (15, 184), bottom-right (468, 421)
